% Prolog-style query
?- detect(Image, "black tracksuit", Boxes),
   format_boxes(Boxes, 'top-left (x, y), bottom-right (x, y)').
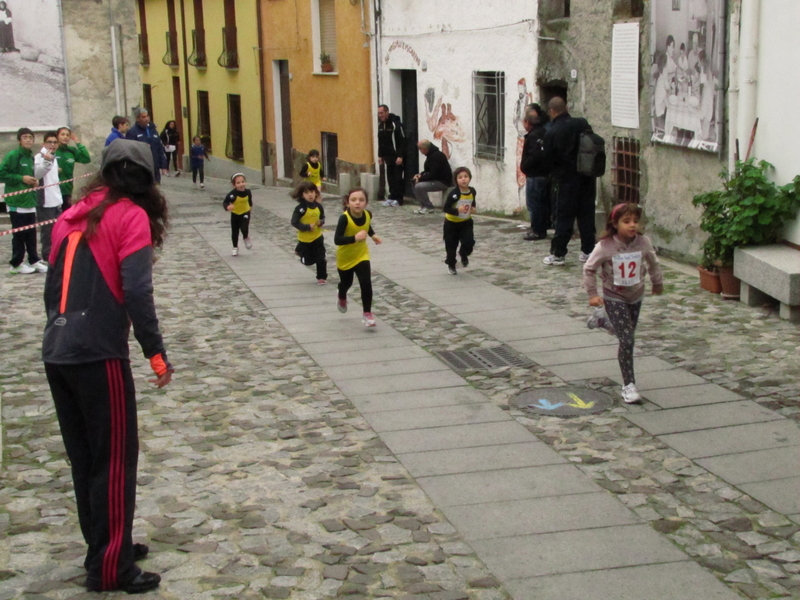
top-left (378, 114), bottom-right (407, 202)
top-left (442, 186), bottom-right (476, 268)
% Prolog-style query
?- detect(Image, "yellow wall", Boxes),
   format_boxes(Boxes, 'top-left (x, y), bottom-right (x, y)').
top-left (260, 0), bottom-right (373, 166)
top-left (137, 0), bottom-right (263, 173)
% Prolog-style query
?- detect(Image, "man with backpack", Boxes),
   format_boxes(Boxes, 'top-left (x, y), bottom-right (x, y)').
top-left (541, 97), bottom-right (603, 266)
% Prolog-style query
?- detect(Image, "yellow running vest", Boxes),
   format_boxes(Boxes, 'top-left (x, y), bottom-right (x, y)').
top-left (229, 192), bottom-right (251, 215)
top-left (305, 162), bottom-right (322, 187)
top-left (337, 210), bottom-right (371, 271)
top-left (297, 205), bottom-right (323, 243)
top-left (445, 191), bottom-right (475, 223)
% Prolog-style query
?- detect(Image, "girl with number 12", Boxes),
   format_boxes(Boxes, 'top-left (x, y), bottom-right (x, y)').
top-left (583, 203), bottom-right (663, 404)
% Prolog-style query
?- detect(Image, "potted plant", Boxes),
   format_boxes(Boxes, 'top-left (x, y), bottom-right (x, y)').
top-left (692, 159), bottom-right (800, 298)
top-left (320, 53), bottom-right (334, 72)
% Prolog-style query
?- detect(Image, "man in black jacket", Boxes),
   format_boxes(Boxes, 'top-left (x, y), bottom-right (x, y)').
top-left (520, 106), bottom-right (550, 240)
top-left (541, 97), bottom-right (596, 266)
top-left (377, 105), bottom-right (406, 206)
top-left (412, 140), bottom-right (452, 214)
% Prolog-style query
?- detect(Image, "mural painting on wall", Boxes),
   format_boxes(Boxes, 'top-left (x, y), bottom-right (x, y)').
top-left (424, 86), bottom-right (465, 163)
top-left (650, 0), bottom-right (724, 152)
top-left (0, 0), bottom-right (69, 131)
top-left (512, 78), bottom-right (533, 188)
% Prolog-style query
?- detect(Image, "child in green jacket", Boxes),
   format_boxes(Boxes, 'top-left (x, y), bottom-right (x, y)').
top-left (55, 126), bottom-right (90, 210)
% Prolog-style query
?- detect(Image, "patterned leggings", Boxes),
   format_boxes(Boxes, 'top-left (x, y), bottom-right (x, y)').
top-left (604, 300), bottom-right (642, 386)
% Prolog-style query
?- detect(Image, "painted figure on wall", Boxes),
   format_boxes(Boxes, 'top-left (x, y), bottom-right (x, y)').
top-left (0, 1), bottom-right (18, 53)
top-left (424, 88), bottom-right (465, 161)
top-left (512, 78), bottom-right (533, 188)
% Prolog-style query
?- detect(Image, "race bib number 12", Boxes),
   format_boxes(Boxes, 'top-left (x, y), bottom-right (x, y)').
top-left (612, 251), bottom-right (642, 286)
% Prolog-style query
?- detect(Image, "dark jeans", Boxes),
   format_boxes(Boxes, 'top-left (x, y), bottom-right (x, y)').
top-left (297, 236), bottom-right (328, 280)
top-left (443, 219), bottom-right (475, 267)
top-left (36, 205), bottom-right (61, 261)
top-left (526, 176), bottom-right (550, 236)
top-left (9, 211), bottom-right (40, 267)
top-left (549, 176), bottom-right (597, 258)
top-left (414, 181), bottom-right (448, 209)
top-left (604, 300), bottom-right (642, 385)
top-left (46, 360), bottom-right (142, 591)
top-left (230, 211), bottom-right (250, 247)
top-left (166, 151), bottom-right (179, 172)
top-left (382, 159), bottom-right (405, 203)
top-left (338, 260), bottom-right (372, 313)
top-left (191, 165), bottom-right (204, 184)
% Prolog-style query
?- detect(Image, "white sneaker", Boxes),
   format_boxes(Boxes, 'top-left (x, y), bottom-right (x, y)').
top-left (542, 255), bottom-right (565, 266)
top-left (389, 200), bottom-right (400, 207)
top-left (200, 183), bottom-right (205, 189)
top-left (10, 263), bottom-right (36, 274)
top-left (414, 208), bottom-right (425, 214)
top-left (382, 200), bottom-right (393, 206)
top-left (231, 247), bottom-right (239, 256)
top-left (363, 312), bottom-right (376, 327)
top-left (621, 383), bottom-right (642, 404)
top-left (244, 237), bottom-right (253, 250)
top-left (579, 252), bottom-right (590, 263)
top-left (31, 260), bottom-right (48, 273)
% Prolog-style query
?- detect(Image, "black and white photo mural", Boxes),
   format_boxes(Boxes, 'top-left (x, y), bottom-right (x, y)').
top-left (650, 0), bottom-right (724, 152)
top-left (0, 0), bottom-right (69, 131)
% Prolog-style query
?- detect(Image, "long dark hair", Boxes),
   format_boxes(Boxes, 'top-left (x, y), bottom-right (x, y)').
top-left (292, 181), bottom-right (319, 201)
top-left (600, 203), bottom-right (642, 240)
top-left (342, 187), bottom-right (369, 212)
top-left (80, 162), bottom-right (169, 249)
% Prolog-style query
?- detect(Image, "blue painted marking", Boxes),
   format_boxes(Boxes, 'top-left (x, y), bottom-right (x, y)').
top-left (528, 399), bottom-right (564, 411)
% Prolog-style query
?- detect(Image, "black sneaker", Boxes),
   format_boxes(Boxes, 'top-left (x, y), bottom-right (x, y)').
top-left (523, 232), bottom-right (547, 241)
top-left (461, 256), bottom-right (469, 268)
top-left (448, 266), bottom-right (457, 275)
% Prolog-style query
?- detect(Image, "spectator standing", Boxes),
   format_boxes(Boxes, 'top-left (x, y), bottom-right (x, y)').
top-left (412, 139), bottom-right (452, 214)
top-left (0, 128), bottom-right (48, 274)
top-left (55, 126), bottom-right (91, 211)
top-left (520, 105), bottom-right (550, 241)
top-left (34, 131), bottom-right (63, 261)
top-left (104, 116), bottom-right (130, 147)
top-left (541, 97), bottom-right (597, 266)
top-left (377, 105), bottom-right (406, 206)
top-left (160, 120), bottom-right (181, 176)
top-left (126, 108), bottom-right (167, 183)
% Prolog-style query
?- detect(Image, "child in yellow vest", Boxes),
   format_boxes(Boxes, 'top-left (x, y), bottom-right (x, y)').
top-left (299, 149), bottom-right (323, 190)
top-left (334, 188), bottom-right (382, 327)
top-left (291, 182), bottom-right (327, 284)
top-left (222, 173), bottom-right (252, 256)
top-left (442, 166), bottom-right (477, 275)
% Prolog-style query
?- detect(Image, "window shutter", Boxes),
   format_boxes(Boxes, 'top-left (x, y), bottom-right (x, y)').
top-left (319, 0), bottom-right (337, 69)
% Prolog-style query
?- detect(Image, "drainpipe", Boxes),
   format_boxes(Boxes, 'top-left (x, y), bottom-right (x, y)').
top-left (108, 1), bottom-right (121, 114)
top-left (736, 0), bottom-right (759, 163)
top-left (725, 0), bottom-right (739, 167)
top-left (179, 0), bottom-right (192, 164)
top-left (371, 0), bottom-right (381, 168)
top-left (256, 0), bottom-right (270, 183)
top-left (57, 0), bottom-right (74, 127)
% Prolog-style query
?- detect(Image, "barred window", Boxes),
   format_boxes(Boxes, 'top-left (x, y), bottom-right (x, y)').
top-left (321, 132), bottom-right (338, 182)
top-left (611, 137), bottom-right (641, 203)
top-left (197, 90), bottom-right (212, 152)
top-left (472, 71), bottom-right (505, 161)
top-left (226, 94), bottom-right (243, 161)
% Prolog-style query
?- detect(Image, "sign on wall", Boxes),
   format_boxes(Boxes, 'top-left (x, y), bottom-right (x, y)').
top-left (611, 22), bottom-right (640, 129)
top-left (0, 0), bottom-right (69, 131)
top-left (650, 0), bottom-right (724, 152)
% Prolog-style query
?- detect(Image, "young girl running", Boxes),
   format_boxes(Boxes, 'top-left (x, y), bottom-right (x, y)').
top-left (291, 182), bottom-right (327, 284)
top-left (223, 173), bottom-right (252, 256)
top-left (334, 187), bottom-right (382, 327)
top-left (442, 166), bottom-right (477, 275)
top-left (583, 203), bottom-right (663, 404)
top-left (189, 136), bottom-right (209, 188)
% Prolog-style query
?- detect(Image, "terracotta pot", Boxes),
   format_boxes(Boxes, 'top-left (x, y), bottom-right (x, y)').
top-left (697, 266), bottom-right (721, 294)
top-left (718, 265), bottom-right (741, 300)
top-left (321, 63), bottom-right (334, 72)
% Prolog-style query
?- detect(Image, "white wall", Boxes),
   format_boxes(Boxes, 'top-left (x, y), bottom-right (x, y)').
top-left (379, 0), bottom-right (539, 213)
top-left (753, 1), bottom-right (800, 244)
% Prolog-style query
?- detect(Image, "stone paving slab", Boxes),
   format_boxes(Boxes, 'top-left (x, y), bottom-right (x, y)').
top-left (300, 334), bottom-right (413, 354)
top-left (442, 492), bottom-right (640, 540)
top-left (335, 369), bottom-right (467, 396)
top-left (381, 420), bottom-right (534, 454)
top-left (640, 383), bottom-right (744, 408)
top-left (549, 355), bottom-right (675, 382)
top-left (478, 321), bottom-right (589, 341)
top-left (416, 464), bottom-right (601, 507)
top-left (739, 477), bottom-right (800, 514)
top-left (290, 324), bottom-right (405, 344)
top-left (397, 442), bottom-right (565, 478)
top-left (509, 332), bottom-right (617, 353)
top-left (347, 386), bottom-right (487, 413)
top-left (311, 344), bottom-right (432, 367)
top-left (323, 356), bottom-right (450, 381)
top-left (365, 402), bottom-right (511, 433)
top-left (527, 344), bottom-right (625, 366)
top-left (626, 400), bottom-right (785, 435)
top-left (471, 524), bottom-right (687, 579)
top-left (458, 307), bottom-right (562, 326)
top-left (696, 446), bottom-right (800, 484)
top-left (625, 368), bottom-right (709, 390)
top-left (659, 419), bottom-right (800, 458)
top-left (505, 561), bottom-right (746, 600)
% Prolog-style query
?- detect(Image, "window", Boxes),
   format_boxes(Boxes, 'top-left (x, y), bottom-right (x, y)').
top-left (197, 90), bottom-right (212, 152)
top-left (312, 0), bottom-right (338, 72)
top-left (142, 84), bottom-right (154, 121)
top-left (226, 94), bottom-right (244, 161)
top-left (611, 137), bottom-right (641, 203)
top-left (613, 0), bottom-right (644, 18)
top-left (188, 0), bottom-right (207, 67)
top-left (137, 0), bottom-right (149, 66)
top-left (162, 0), bottom-right (179, 67)
top-left (472, 71), bottom-right (505, 161)
top-left (218, 0), bottom-right (238, 69)
top-left (321, 132), bottom-right (338, 182)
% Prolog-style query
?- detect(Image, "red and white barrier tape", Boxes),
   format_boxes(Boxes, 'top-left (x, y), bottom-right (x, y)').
top-left (0, 217), bottom-right (60, 237)
top-left (0, 172), bottom-right (95, 199)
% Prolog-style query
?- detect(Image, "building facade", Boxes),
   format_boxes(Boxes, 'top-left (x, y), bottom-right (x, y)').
top-left (135, 0), bottom-right (264, 181)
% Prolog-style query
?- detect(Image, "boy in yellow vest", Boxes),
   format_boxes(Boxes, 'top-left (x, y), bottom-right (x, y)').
top-left (290, 182), bottom-right (327, 284)
top-left (299, 149), bottom-right (323, 190)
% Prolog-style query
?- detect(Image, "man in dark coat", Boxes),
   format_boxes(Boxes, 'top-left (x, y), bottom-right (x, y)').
top-left (520, 106), bottom-right (550, 240)
top-left (412, 139), bottom-right (452, 214)
top-left (126, 108), bottom-right (167, 183)
top-left (377, 105), bottom-right (407, 206)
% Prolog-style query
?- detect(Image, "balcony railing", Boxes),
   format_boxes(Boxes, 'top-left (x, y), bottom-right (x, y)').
top-left (138, 33), bottom-right (150, 66)
top-left (187, 29), bottom-right (207, 68)
top-left (217, 26), bottom-right (239, 70)
top-left (162, 31), bottom-right (179, 67)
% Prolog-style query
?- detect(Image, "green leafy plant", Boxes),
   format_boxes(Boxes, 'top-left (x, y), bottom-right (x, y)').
top-left (692, 159), bottom-right (800, 268)
top-left (319, 52), bottom-right (332, 66)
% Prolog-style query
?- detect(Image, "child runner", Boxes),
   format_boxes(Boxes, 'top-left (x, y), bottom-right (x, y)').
top-left (442, 166), bottom-right (476, 275)
top-left (190, 136), bottom-right (209, 188)
top-left (223, 173), bottom-right (252, 256)
top-left (334, 187), bottom-right (382, 327)
top-left (291, 182), bottom-right (327, 285)
top-left (299, 149), bottom-right (323, 190)
top-left (55, 126), bottom-right (91, 211)
top-left (583, 203), bottom-right (663, 404)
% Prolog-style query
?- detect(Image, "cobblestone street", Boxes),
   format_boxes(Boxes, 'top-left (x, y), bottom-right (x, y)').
top-left (1, 176), bottom-right (798, 600)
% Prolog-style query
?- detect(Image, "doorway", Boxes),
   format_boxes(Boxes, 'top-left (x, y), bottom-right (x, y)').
top-left (273, 60), bottom-right (293, 179)
top-left (172, 76), bottom-right (183, 159)
top-left (399, 70), bottom-right (418, 198)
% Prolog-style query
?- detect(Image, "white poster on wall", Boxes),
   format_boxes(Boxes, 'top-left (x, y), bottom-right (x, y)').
top-left (611, 22), bottom-right (640, 129)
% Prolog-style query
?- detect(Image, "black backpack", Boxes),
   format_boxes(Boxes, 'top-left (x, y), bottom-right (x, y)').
top-left (576, 126), bottom-right (606, 177)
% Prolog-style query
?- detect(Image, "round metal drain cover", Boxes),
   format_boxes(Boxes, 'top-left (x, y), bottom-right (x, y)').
top-left (514, 387), bottom-right (614, 416)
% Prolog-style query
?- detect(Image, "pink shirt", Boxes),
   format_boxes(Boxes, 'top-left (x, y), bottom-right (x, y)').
top-left (583, 234), bottom-right (663, 304)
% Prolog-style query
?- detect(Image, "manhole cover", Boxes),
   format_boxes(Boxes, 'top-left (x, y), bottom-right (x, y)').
top-left (514, 387), bottom-right (614, 416)
top-left (436, 345), bottom-right (535, 373)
